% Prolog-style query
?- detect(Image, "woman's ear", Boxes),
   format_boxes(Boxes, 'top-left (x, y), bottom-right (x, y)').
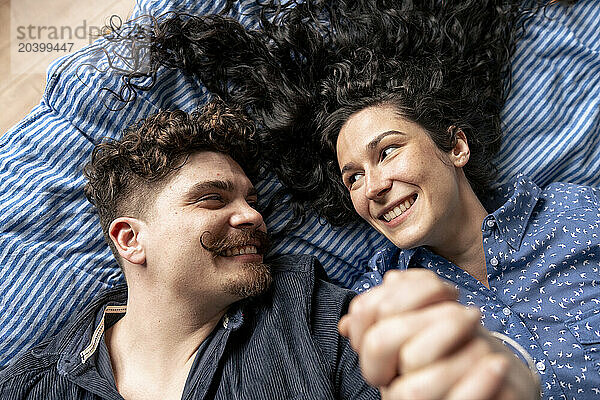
top-left (109, 217), bottom-right (146, 265)
top-left (449, 127), bottom-right (470, 168)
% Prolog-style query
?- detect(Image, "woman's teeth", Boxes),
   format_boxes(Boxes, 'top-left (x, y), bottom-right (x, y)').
top-left (224, 246), bottom-right (258, 257)
top-left (383, 196), bottom-right (416, 222)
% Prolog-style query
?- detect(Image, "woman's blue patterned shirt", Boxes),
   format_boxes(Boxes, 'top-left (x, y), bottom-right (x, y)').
top-left (352, 175), bottom-right (600, 400)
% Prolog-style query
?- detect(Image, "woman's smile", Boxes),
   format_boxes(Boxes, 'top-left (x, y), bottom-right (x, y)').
top-left (378, 193), bottom-right (417, 223)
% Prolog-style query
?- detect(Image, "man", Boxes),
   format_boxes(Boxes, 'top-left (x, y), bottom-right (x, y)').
top-left (0, 99), bottom-right (537, 399)
top-left (0, 99), bottom-right (377, 399)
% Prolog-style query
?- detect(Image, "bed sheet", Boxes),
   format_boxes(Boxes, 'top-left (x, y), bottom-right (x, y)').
top-left (0, 0), bottom-right (598, 368)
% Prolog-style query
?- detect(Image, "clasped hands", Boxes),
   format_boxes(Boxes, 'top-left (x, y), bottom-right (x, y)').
top-left (339, 270), bottom-right (540, 400)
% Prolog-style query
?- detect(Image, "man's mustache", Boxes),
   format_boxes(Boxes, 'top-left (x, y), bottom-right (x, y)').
top-left (199, 229), bottom-right (270, 257)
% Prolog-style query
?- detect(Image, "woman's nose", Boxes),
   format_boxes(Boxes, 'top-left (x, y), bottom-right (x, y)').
top-left (365, 170), bottom-right (391, 200)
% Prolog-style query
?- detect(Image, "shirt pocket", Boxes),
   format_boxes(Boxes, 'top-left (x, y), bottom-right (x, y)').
top-left (565, 308), bottom-right (600, 374)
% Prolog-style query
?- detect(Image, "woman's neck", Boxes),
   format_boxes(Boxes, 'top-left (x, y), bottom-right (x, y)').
top-left (428, 179), bottom-right (490, 287)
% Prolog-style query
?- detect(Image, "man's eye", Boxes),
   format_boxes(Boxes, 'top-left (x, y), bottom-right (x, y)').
top-left (197, 194), bottom-right (224, 204)
top-left (380, 146), bottom-right (398, 161)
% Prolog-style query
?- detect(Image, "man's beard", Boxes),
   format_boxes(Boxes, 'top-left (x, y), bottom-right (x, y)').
top-left (224, 261), bottom-right (272, 298)
top-left (200, 229), bottom-right (272, 298)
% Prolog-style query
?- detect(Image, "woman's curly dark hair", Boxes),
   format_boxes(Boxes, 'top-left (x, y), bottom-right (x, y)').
top-left (84, 98), bottom-right (260, 260)
top-left (126, 0), bottom-right (546, 226)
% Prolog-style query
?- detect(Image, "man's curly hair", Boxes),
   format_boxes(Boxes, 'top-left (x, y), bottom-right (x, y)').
top-left (83, 98), bottom-right (260, 261)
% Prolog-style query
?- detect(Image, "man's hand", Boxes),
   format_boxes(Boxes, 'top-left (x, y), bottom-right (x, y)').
top-left (339, 269), bottom-right (540, 400)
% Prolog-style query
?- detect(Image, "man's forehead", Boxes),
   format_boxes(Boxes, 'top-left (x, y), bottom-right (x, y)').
top-left (179, 151), bottom-right (253, 191)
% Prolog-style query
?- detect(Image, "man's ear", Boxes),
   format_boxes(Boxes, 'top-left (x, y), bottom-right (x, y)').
top-left (109, 217), bottom-right (146, 265)
top-left (449, 127), bottom-right (470, 168)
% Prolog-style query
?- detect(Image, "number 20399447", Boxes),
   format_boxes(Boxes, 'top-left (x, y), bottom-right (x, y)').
top-left (18, 42), bottom-right (74, 52)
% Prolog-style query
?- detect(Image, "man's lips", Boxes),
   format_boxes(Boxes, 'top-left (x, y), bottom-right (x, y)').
top-left (221, 244), bottom-right (261, 257)
top-left (202, 229), bottom-right (270, 258)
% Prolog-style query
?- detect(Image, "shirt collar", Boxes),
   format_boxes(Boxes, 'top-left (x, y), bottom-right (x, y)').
top-left (80, 304), bottom-right (126, 364)
top-left (485, 174), bottom-right (541, 250)
top-left (368, 245), bottom-right (415, 274)
top-left (72, 296), bottom-right (247, 369)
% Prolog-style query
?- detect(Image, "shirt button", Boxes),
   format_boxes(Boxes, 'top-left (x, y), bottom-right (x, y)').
top-left (502, 307), bottom-right (512, 316)
top-left (490, 257), bottom-right (499, 266)
top-left (536, 361), bottom-right (546, 372)
top-left (486, 219), bottom-right (495, 228)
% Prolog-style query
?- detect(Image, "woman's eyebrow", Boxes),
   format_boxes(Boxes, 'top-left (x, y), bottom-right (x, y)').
top-left (366, 130), bottom-right (406, 150)
top-left (340, 130), bottom-right (406, 174)
top-left (341, 162), bottom-right (358, 176)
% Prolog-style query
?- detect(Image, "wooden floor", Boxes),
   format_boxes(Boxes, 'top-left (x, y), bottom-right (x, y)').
top-left (0, 0), bottom-right (132, 135)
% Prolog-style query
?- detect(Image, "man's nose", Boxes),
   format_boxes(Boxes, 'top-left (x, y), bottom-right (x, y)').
top-left (365, 170), bottom-right (391, 200)
top-left (230, 201), bottom-right (265, 229)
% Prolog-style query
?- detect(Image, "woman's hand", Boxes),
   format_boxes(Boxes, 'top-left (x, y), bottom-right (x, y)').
top-left (339, 269), bottom-right (540, 400)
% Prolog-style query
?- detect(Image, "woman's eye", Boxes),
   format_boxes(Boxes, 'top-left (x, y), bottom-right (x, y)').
top-left (347, 173), bottom-right (363, 188)
top-left (380, 146), bottom-right (398, 161)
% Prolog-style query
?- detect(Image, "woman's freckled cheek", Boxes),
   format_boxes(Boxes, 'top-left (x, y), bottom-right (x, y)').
top-left (391, 158), bottom-right (418, 181)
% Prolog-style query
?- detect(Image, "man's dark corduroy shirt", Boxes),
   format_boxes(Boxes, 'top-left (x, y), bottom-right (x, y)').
top-left (0, 255), bottom-right (380, 400)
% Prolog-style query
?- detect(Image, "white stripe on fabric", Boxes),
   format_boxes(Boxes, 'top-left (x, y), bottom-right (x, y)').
top-left (498, 0), bottom-right (600, 189)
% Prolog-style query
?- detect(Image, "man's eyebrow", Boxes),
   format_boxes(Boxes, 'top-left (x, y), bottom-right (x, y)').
top-left (366, 130), bottom-right (405, 150)
top-left (185, 179), bottom-right (234, 198)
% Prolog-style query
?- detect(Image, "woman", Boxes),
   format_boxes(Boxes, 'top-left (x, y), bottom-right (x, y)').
top-left (140, 1), bottom-right (597, 398)
top-left (256, 5), bottom-right (598, 399)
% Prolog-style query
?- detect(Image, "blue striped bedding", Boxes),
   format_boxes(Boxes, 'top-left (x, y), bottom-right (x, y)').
top-left (0, 0), bottom-right (598, 368)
